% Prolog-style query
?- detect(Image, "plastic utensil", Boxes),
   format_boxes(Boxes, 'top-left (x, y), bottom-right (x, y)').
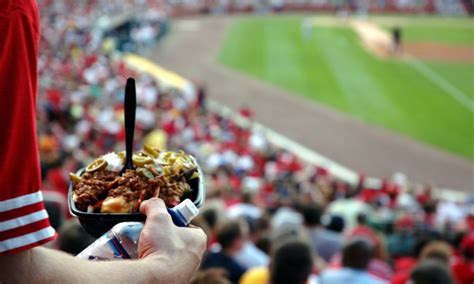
top-left (120, 78), bottom-right (136, 175)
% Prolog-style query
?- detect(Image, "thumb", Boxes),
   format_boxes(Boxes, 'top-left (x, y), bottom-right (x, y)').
top-left (140, 197), bottom-right (172, 224)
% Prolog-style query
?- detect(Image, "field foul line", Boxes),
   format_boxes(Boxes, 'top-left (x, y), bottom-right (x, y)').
top-left (344, 18), bottom-right (473, 112)
top-left (405, 55), bottom-right (474, 113)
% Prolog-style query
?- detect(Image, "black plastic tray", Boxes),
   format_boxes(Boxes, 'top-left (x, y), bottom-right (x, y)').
top-left (68, 158), bottom-right (205, 237)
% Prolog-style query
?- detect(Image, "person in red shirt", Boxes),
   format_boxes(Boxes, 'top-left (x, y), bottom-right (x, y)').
top-left (0, 0), bottom-right (56, 254)
top-left (452, 233), bottom-right (474, 284)
top-left (239, 104), bottom-right (253, 119)
top-left (0, 1), bottom-right (206, 282)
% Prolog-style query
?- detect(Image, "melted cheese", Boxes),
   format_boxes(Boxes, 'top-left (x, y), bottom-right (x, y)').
top-left (101, 196), bottom-right (131, 213)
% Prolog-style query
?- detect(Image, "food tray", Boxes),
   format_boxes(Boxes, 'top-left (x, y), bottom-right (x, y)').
top-left (68, 156), bottom-right (205, 237)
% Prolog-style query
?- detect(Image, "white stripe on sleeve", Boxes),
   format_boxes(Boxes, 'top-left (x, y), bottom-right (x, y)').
top-left (0, 191), bottom-right (43, 212)
top-left (0, 227), bottom-right (56, 253)
top-left (0, 209), bottom-right (49, 232)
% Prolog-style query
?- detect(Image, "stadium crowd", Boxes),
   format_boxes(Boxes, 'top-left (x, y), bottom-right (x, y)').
top-left (166, 0), bottom-right (468, 15)
top-left (36, 1), bottom-right (473, 283)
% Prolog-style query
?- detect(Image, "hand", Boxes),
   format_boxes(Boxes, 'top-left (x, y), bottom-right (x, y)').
top-left (138, 198), bottom-right (207, 282)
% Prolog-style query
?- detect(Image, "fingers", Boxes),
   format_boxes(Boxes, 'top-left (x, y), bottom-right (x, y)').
top-left (140, 197), bottom-right (165, 214)
top-left (187, 224), bottom-right (200, 229)
top-left (177, 226), bottom-right (208, 253)
top-left (140, 197), bottom-right (172, 225)
top-left (193, 228), bottom-right (208, 253)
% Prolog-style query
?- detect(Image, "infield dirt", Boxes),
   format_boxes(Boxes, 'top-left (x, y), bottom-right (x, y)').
top-left (343, 19), bottom-right (474, 62)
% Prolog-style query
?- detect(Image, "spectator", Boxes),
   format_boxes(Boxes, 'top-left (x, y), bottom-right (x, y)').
top-left (239, 104), bottom-right (253, 119)
top-left (418, 240), bottom-right (453, 264)
top-left (391, 239), bottom-right (453, 284)
top-left (348, 213), bottom-right (378, 245)
top-left (196, 84), bottom-right (207, 113)
top-left (327, 199), bottom-right (371, 230)
top-left (387, 214), bottom-right (416, 258)
top-left (228, 192), bottom-right (262, 220)
top-left (319, 238), bottom-right (384, 284)
top-left (325, 215), bottom-right (345, 233)
top-left (302, 203), bottom-right (343, 262)
top-left (270, 240), bottom-right (315, 284)
top-left (410, 259), bottom-right (454, 284)
top-left (452, 233), bottom-right (474, 284)
top-left (191, 268), bottom-right (231, 284)
top-left (240, 240), bottom-right (315, 284)
top-left (57, 219), bottom-right (97, 255)
top-left (255, 234), bottom-right (271, 255)
top-left (201, 220), bottom-right (247, 284)
top-left (43, 197), bottom-right (66, 230)
top-left (234, 217), bottom-right (270, 269)
top-left (195, 208), bottom-right (219, 245)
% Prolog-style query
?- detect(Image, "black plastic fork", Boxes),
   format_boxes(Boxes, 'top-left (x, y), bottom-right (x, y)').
top-left (120, 78), bottom-right (137, 175)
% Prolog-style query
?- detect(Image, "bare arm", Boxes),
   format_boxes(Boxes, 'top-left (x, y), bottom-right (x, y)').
top-left (1, 247), bottom-right (168, 284)
top-left (0, 198), bottom-right (207, 284)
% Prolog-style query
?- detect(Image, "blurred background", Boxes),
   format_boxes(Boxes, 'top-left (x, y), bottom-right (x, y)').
top-left (37, 0), bottom-right (473, 283)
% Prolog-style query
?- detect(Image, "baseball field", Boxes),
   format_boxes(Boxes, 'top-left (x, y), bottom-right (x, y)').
top-left (218, 15), bottom-right (474, 159)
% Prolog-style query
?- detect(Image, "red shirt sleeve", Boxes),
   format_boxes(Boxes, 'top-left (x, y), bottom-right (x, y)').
top-left (0, 0), bottom-right (56, 255)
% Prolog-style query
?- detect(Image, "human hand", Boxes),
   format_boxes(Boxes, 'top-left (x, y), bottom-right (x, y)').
top-left (138, 198), bottom-right (207, 282)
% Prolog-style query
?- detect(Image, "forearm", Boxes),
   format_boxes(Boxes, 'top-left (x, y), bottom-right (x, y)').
top-left (0, 199), bottom-right (206, 283)
top-left (0, 247), bottom-right (185, 284)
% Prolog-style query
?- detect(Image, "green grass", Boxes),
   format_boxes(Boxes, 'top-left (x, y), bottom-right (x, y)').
top-left (374, 15), bottom-right (474, 44)
top-left (218, 16), bottom-right (474, 159)
top-left (401, 25), bottom-right (474, 44)
top-left (425, 62), bottom-right (474, 100)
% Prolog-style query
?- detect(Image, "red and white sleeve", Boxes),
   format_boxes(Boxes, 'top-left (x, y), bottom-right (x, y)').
top-left (0, 0), bottom-right (56, 255)
top-left (0, 192), bottom-right (56, 255)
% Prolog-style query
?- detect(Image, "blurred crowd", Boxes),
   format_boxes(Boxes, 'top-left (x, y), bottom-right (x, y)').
top-left (37, 1), bottom-right (473, 284)
top-left (166, 0), bottom-right (468, 15)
